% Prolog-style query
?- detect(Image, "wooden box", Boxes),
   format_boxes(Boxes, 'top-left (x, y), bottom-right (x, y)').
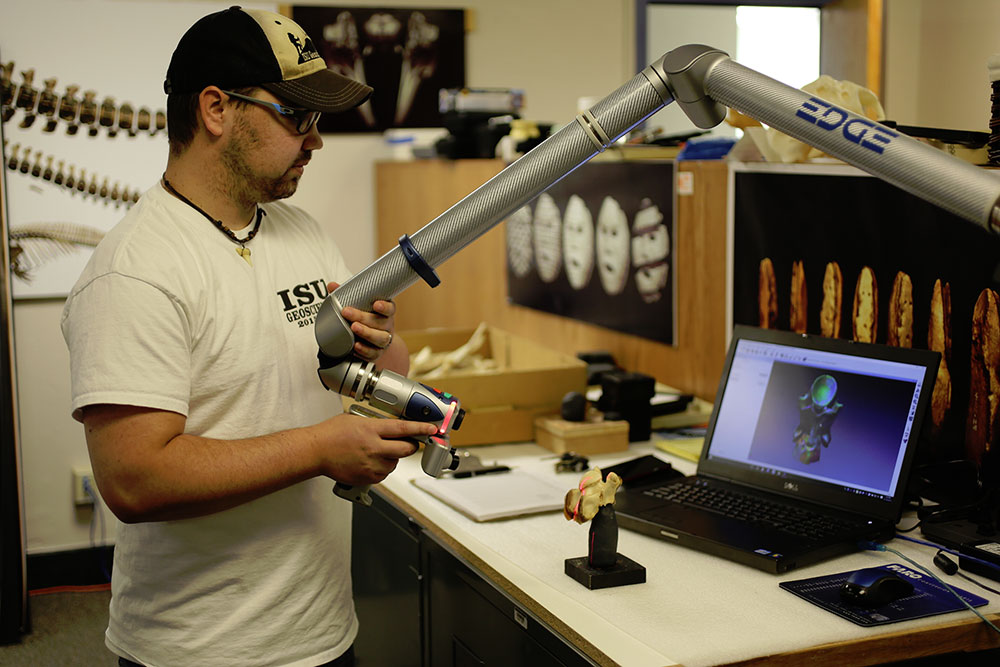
top-left (533, 413), bottom-right (629, 455)
top-left (402, 326), bottom-right (587, 446)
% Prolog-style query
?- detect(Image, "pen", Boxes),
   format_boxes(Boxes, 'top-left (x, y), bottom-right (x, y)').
top-left (452, 465), bottom-right (511, 479)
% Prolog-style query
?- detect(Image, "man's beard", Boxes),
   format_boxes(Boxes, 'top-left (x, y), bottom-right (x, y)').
top-left (221, 119), bottom-right (305, 205)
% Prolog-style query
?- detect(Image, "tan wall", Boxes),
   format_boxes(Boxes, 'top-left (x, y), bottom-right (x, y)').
top-left (884, 0), bottom-right (1000, 131)
top-left (377, 159), bottom-right (730, 402)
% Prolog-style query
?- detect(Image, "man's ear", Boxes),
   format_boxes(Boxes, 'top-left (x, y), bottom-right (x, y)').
top-left (198, 87), bottom-right (228, 138)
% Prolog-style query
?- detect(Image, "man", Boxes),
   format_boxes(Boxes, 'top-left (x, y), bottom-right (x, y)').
top-left (60, 7), bottom-right (435, 666)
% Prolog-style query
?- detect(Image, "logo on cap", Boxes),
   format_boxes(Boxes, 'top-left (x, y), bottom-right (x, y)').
top-left (288, 33), bottom-right (320, 65)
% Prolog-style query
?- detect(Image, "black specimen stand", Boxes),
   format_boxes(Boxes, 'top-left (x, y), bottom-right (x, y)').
top-left (565, 505), bottom-right (646, 589)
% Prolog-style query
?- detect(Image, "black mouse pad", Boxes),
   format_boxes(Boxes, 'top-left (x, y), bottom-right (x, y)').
top-left (780, 563), bottom-right (988, 626)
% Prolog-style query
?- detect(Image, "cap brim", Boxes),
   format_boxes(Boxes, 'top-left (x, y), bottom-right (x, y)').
top-left (263, 69), bottom-right (373, 113)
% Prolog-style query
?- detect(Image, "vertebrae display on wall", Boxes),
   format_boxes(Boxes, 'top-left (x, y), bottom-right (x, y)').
top-left (2, 63), bottom-right (166, 137)
top-left (2, 62), bottom-right (160, 210)
top-left (3, 60), bottom-right (164, 293)
top-left (4, 141), bottom-right (141, 207)
top-left (9, 222), bottom-right (104, 282)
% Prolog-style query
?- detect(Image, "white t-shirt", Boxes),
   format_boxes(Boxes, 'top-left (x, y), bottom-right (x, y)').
top-left (61, 183), bottom-right (357, 667)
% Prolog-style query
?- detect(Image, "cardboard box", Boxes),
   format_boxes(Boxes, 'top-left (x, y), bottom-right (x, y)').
top-left (402, 326), bottom-right (587, 446)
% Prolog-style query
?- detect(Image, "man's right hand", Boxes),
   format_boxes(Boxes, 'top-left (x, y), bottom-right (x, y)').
top-left (82, 403), bottom-right (440, 524)
top-left (313, 413), bottom-right (438, 486)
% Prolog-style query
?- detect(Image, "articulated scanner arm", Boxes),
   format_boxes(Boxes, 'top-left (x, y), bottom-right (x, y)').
top-left (316, 44), bottom-right (1000, 502)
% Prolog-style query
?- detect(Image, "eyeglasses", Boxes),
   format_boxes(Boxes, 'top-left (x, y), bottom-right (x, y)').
top-left (222, 90), bottom-right (321, 135)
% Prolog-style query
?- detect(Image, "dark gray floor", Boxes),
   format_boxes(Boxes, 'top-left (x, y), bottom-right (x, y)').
top-left (0, 588), bottom-right (117, 666)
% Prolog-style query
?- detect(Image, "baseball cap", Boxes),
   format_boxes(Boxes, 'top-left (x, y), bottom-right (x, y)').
top-left (164, 6), bottom-right (373, 113)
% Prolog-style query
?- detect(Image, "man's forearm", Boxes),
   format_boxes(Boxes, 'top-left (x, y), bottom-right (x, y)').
top-left (85, 406), bottom-right (325, 523)
top-left (375, 332), bottom-right (411, 376)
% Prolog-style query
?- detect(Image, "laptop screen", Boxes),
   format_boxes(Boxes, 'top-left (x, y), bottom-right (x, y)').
top-left (700, 326), bottom-right (939, 520)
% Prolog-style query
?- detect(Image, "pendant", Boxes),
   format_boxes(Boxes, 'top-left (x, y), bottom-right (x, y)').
top-left (236, 246), bottom-right (252, 266)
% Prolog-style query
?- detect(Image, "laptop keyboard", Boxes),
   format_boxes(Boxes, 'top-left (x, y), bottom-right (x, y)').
top-left (642, 478), bottom-right (865, 542)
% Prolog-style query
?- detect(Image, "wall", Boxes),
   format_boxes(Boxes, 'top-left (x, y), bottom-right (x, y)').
top-left (884, 0), bottom-right (1000, 131)
top-left (644, 3), bottom-right (739, 137)
top-left (7, 0), bottom-right (633, 554)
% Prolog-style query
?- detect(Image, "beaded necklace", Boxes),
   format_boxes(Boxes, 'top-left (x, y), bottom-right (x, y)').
top-left (162, 177), bottom-right (265, 266)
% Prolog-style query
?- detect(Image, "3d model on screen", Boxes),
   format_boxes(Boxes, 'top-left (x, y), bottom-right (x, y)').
top-left (596, 195), bottom-right (630, 295)
top-left (562, 194), bottom-right (595, 290)
top-left (630, 197), bottom-right (669, 303)
top-left (505, 204), bottom-right (533, 278)
top-left (794, 374), bottom-right (843, 464)
top-left (532, 192), bottom-right (563, 283)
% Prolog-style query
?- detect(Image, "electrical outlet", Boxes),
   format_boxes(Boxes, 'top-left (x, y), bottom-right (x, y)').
top-left (72, 467), bottom-right (95, 505)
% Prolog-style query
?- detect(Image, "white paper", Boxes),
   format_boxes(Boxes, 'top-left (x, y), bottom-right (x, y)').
top-left (412, 469), bottom-right (566, 522)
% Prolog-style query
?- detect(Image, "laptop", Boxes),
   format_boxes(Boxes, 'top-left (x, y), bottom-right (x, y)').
top-left (615, 325), bottom-right (940, 574)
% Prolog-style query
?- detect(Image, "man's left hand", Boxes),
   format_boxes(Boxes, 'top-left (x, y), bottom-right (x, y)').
top-left (328, 281), bottom-right (396, 362)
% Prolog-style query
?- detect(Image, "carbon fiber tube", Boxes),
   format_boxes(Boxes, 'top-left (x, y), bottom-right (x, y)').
top-left (316, 69), bottom-right (673, 359)
top-left (703, 58), bottom-right (1000, 228)
top-left (317, 44), bottom-right (1000, 362)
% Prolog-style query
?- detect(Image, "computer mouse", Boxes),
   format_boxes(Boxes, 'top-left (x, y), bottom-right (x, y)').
top-left (839, 568), bottom-right (914, 607)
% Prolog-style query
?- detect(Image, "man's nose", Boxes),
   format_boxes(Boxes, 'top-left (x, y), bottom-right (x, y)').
top-left (304, 122), bottom-right (323, 150)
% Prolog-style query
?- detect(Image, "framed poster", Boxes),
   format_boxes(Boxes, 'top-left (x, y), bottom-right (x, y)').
top-left (729, 162), bottom-right (1000, 475)
top-left (506, 160), bottom-right (676, 345)
top-left (291, 6), bottom-right (465, 133)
